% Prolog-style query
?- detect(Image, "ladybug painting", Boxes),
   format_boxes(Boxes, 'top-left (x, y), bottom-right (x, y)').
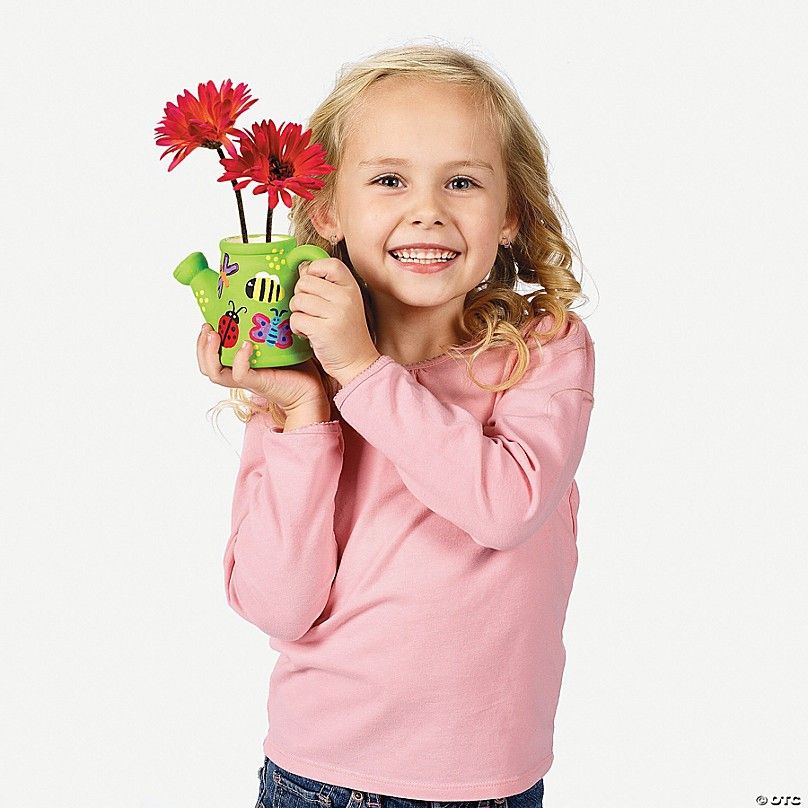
top-left (217, 300), bottom-right (248, 349)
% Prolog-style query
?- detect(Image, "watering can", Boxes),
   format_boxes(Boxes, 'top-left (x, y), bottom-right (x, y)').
top-left (174, 233), bottom-right (329, 368)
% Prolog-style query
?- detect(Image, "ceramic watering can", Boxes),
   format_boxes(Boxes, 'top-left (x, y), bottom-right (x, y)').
top-left (174, 234), bottom-right (330, 368)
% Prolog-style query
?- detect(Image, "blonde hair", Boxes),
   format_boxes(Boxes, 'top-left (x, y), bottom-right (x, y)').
top-left (209, 40), bottom-right (589, 431)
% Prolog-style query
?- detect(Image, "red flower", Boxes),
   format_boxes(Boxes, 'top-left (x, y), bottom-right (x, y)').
top-left (154, 79), bottom-right (259, 171)
top-left (217, 119), bottom-right (335, 209)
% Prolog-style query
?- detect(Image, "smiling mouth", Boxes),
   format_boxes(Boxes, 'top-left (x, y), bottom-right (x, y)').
top-left (388, 251), bottom-right (460, 274)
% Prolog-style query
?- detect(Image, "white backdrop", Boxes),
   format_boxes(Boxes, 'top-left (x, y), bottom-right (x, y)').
top-left (1, 2), bottom-right (806, 807)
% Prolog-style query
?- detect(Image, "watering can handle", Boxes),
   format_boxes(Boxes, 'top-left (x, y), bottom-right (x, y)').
top-left (286, 244), bottom-right (331, 274)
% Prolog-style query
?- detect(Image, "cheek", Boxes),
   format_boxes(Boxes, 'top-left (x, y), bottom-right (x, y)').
top-left (347, 201), bottom-right (394, 237)
top-left (454, 203), bottom-right (499, 235)
top-left (471, 200), bottom-right (503, 225)
top-left (466, 237), bottom-right (502, 274)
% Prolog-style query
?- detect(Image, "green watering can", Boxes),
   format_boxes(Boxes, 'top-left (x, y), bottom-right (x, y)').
top-left (174, 233), bottom-right (329, 368)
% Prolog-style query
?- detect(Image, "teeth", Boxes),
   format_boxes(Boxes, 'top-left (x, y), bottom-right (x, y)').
top-left (391, 250), bottom-right (458, 262)
top-left (396, 256), bottom-right (453, 264)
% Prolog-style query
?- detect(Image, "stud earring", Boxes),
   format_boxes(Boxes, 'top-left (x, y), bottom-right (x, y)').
top-left (329, 234), bottom-right (339, 245)
top-left (501, 237), bottom-right (511, 248)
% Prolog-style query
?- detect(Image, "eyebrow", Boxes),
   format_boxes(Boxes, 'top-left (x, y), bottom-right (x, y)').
top-left (358, 157), bottom-right (495, 173)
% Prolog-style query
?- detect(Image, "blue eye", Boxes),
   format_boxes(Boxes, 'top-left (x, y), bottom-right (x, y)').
top-left (449, 176), bottom-right (478, 190)
top-left (374, 174), bottom-right (402, 188)
top-left (373, 174), bottom-right (479, 190)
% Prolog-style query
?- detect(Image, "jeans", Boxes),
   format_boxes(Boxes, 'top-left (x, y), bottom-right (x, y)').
top-left (255, 756), bottom-right (544, 808)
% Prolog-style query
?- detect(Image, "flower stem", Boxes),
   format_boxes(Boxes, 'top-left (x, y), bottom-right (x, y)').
top-left (265, 203), bottom-right (273, 243)
top-left (216, 147), bottom-right (248, 243)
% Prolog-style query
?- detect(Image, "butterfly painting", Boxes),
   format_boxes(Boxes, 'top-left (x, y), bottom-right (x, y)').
top-left (249, 308), bottom-right (293, 349)
top-left (217, 252), bottom-right (240, 298)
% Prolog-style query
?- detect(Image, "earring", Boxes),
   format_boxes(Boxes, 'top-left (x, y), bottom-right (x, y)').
top-left (501, 237), bottom-right (511, 249)
top-left (329, 234), bottom-right (339, 245)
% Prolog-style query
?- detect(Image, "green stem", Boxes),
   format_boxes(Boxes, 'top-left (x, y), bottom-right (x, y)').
top-left (216, 146), bottom-right (248, 243)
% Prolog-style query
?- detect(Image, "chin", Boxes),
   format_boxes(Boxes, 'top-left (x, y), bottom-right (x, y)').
top-left (389, 288), bottom-right (449, 307)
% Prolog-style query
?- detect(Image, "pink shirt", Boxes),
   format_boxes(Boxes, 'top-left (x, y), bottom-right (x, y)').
top-left (223, 314), bottom-right (596, 800)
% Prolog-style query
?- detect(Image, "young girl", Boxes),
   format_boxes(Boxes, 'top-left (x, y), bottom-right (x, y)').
top-left (199, 43), bottom-right (594, 808)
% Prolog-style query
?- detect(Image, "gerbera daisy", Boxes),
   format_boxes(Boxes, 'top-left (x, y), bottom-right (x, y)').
top-left (155, 79), bottom-right (258, 241)
top-left (154, 79), bottom-right (258, 171)
top-left (217, 119), bottom-right (335, 241)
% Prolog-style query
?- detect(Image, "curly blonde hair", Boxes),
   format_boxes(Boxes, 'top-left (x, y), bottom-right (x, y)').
top-left (209, 40), bottom-right (589, 431)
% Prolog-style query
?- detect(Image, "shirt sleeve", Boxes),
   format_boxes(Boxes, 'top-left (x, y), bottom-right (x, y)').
top-left (333, 318), bottom-right (595, 551)
top-left (222, 413), bottom-right (344, 641)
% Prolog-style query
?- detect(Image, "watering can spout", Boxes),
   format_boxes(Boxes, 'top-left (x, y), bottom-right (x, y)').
top-left (173, 251), bottom-right (209, 286)
top-left (173, 251), bottom-right (220, 316)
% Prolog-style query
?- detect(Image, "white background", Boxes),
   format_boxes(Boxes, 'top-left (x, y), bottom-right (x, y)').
top-left (1, 1), bottom-right (806, 806)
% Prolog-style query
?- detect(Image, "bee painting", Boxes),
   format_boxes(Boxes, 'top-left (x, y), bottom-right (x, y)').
top-left (245, 272), bottom-right (284, 304)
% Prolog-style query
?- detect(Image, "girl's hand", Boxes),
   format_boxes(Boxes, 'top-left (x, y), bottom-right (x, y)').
top-left (196, 323), bottom-right (328, 413)
top-left (288, 258), bottom-right (381, 387)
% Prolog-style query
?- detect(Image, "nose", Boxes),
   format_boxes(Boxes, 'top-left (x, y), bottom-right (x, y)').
top-left (407, 184), bottom-right (446, 226)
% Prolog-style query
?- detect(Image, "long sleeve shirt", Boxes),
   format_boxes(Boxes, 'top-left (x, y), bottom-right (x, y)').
top-left (222, 313), bottom-right (596, 801)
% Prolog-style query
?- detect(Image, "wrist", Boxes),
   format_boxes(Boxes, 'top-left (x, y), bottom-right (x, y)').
top-left (334, 352), bottom-right (383, 388)
top-left (282, 399), bottom-right (333, 432)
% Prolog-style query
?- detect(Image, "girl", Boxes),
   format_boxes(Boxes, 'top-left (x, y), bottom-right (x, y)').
top-left (198, 43), bottom-right (594, 808)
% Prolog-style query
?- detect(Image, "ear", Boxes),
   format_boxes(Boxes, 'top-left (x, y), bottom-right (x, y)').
top-left (309, 202), bottom-right (340, 242)
top-left (503, 206), bottom-right (519, 243)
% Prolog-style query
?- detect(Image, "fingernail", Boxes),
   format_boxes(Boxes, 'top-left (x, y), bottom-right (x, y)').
top-left (206, 332), bottom-right (213, 342)
top-left (241, 340), bottom-right (251, 350)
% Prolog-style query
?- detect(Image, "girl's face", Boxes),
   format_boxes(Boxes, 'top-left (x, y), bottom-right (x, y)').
top-left (315, 77), bottom-right (517, 336)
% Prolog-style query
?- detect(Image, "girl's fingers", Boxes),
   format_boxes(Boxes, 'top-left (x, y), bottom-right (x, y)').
top-left (196, 324), bottom-right (212, 374)
top-left (200, 327), bottom-right (235, 387)
top-left (231, 338), bottom-right (259, 390)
